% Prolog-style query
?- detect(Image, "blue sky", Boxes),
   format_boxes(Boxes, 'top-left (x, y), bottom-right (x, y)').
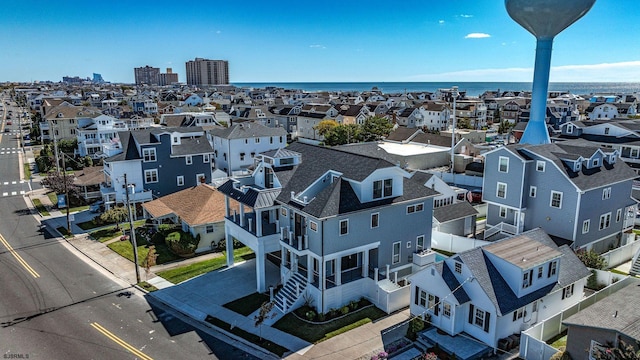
top-left (1, 0), bottom-right (638, 84)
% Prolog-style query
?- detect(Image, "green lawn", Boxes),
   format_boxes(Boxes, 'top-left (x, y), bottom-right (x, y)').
top-left (157, 247), bottom-right (255, 284)
top-left (46, 191), bottom-right (57, 204)
top-left (273, 305), bottom-right (387, 343)
top-left (223, 292), bottom-right (271, 316)
top-left (205, 316), bottom-right (288, 357)
top-left (56, 226), bottom-right (74, 238)
top-left (89, 220), bottom-right (147, 242)
top-left (32, 198), bottom-right (50, 216)
top-left (137, 281), bottom-right (158, 292)
top-left (107, 239), bottom-right (180, 265)
top-left (23, 163), bottom-right (31, 179)
top-left (69, 205), bottom-right (89, 213)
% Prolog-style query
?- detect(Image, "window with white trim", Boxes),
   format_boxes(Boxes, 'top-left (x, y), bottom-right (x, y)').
top-left (497, 182), bottom-right (507, 199)
top-left (499, 206), bottom-right (507, 218)
top-left (602, 187), bottom-right (611, 200)
top-left (536, 161), bottom-right (545, 172)
top-left (407, 203), bottom-right (424, 214)
top-left (186, 155), bottom-right (193, 165)
top-left (454, 262), bottom-right (462, 274)
top-left (498, 156), bottom-right (509, 173)
top-left (416, 235), bottom-right (425, 252)
top-left (548, 261), bottom-right (557, 277)
top-left (616, 208), bottom-right (622, 223)
top-left (418, 289), bottom-right (427, 307)
top-left (142, 148), bottom-right (156, 162)
top-left (474, 307), bottom-right (487, 329)
top-left (280, 208), bottom-right (287, 217)
top-left (144, 169), bottom-right (158, 183)
top-left (309, 221), bottom-right (317, 232)
top-left (599, 212), bottom-right (611, 230)
top-left (339, 219), bottom-right (348, 235)
top-left (529, 186), bottom-right (537, 198)
top-left (177, 175), bottom-right (184, 186)
top-left (392, 241), bottom-right (401, 264)
top-left (206, 225), bottom-right (214, 233)
top-left (538, 266), bottom-right (543, 279)
top-left (443, 303), bottom-right (451, 318)
top-left (550, 191), bottom-right (562, 209)
top-left (370, 213), bottom-right (379, 228)
top-left (196, 173), bottom-right (205, 183)
top-left (203, 154), bottom-right (210, 163)
top-left (562, 284), bottom-right (574, 299)
top-left (373, 179), bottom-right (393, 199)
top-left (582, 219), bottom-right (590, 234)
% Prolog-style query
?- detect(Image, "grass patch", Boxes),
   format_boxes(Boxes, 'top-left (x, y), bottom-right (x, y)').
top-left (107, 239), bottom-right (180, 265)
top-left (610, 268), bottom-right (628, 275)
top-left (47, 191), bottom-right (57, 205)
top-left (32, 198), bottom-right (50, 216)
top-left (89, 220), bottom-right (147, 242)
top-left (23, 163), bottom-right (31, 179)
top-left (205, 315), bottom-right (288, 357)
top-left (433, 249), bottom-right (455, 257)
top-left (547, 331), bottom-right (567, 349)
top-left (157, 247), bottom-right (255, 284)
top-left (273, 305), bottom-right (387, 343)
top-left (223, 292), bottom-right (271, 316)
top-left (137, 281), bottom-right (158, 292)
top-left (56, 226), bottom-right (74, 238)
top-left (69, 205), bottom-right (89, 213)
top-left (78, 220), bottom-right (100, 231)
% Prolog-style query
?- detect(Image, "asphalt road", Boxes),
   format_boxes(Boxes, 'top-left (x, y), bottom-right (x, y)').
top-left (0, 93), bottom-right (258, 359)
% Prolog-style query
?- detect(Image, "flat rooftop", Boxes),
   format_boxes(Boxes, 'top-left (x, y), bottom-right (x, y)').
top-left (483, 233), bottom-right (562, 269)
top-left (379, 142), bottom-right (449, 156)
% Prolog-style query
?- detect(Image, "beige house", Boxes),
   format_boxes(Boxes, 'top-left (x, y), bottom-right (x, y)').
top-left (40, 103), bottom-right (101, 142)
top-left (142, 184), bottom-right (244, 253)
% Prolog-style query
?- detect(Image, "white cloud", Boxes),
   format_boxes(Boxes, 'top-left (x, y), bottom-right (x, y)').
top-left (460, 14), bottom-right (473, 18)
top-left (438, 20), bottom-right (445, 24)
top-left (408, 60), bottom-right (640, 82)
top-left (465, 33), bottom-right (491, 39)
top-left (309, 44), bottom-right (326, 49)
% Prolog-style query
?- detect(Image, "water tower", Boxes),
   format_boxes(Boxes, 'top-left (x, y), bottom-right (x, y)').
top-left (505, 0), bottom-right (595, 144)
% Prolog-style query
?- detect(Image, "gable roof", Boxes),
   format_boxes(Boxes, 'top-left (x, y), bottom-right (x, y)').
top-left (456, 228), bottom-right (591, 316)
top-left (274, 142), bottom-right (438, 218)
top-left (433, 201), bottom-right (478, 223)
top-left (209, 122), bottom-right (287, 139)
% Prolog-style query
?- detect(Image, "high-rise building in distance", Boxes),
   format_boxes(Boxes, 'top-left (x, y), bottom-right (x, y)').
top-left (134, 65), bottom-right (160, 85)
top-left (158, 68), bottom-right (179, 86)
top-left (185, 58), bottom-right (229, 86)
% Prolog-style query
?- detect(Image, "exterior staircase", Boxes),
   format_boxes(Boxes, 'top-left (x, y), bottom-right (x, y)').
top-left (274, 272), bottom-right (307, 313)
top-left (629, 249), bottom-right (640, 276)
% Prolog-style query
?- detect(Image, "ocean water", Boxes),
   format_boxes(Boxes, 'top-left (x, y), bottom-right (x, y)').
top-left (232, 82), bottom-right (640, 97)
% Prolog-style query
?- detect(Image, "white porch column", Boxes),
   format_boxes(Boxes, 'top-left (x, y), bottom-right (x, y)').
top-left (336, 257), bottom-right (342, 286)
top-left (239, 204), bottom-right (245, 227)
top-left (307, 256), bottom-right (313, 284)
top-left (386, 264), bottom-right (390, 280)
top-left (224, 196), bottom-right (230, 217)
top-left (362, 250), bottom-right (369, 278)
top-left (225, 231), bottom-right (234, 267)
top-left (256, 209), bottom-right (263, 237)
top-left (281, 247), bottom-right (286, 268)
top-left (320, 258), bottom-right (325, 291)
top-left (256, 242), bottom-right (266, 293)
top-left (291, 251), bottom-right (297, 272)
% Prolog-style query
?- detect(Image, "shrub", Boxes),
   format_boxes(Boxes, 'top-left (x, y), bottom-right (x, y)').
top-left (407, 316), bottom-right (428, 341)
top-left (340, 306), bottom-right (349, 315)
top-left (349, 300), bottom-right (359, 311)
top-left (317, 312), bottom-right (325, 322)
top-left (165, 231), bottom-right (199, 256)
top-left (305, 310), bottom-right (316, 321)
top-left (576, 249), bottom-right (607, 269)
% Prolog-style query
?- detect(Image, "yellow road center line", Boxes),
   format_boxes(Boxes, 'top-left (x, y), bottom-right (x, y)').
top-left (0, 234), bottom-right (40, 278)
top-left (90, 322), bottom-right (153, 360)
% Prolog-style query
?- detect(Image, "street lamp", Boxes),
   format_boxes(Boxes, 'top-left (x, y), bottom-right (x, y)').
top-left (123, 173), bottom-right (141, 284)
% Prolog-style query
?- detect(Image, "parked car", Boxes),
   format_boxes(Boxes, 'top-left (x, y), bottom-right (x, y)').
top-left (89, 200), bottom-right (104, 213)
top-left (6, 121), bottom-right (11, 125)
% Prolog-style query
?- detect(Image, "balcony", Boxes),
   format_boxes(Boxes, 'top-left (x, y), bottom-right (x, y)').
top-left (225, 212), bottom-right (281, 254)
top-left (413, 249), bottom-right (437, 267)
top-left (279, 227), bottom-right (309, 252)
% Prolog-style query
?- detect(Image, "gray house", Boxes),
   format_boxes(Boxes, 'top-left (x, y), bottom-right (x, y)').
top-left (218, 142), bottom-right (439, 314)
top-left (482, 139), bottom-right (637, 251)
top-left (102, 127), bottom-right (214, 206)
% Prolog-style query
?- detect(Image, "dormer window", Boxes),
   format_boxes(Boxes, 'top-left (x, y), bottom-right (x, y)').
top-left (592, 158), bottom-right (599, 167)
top-left (373, 179), bottom-right (393, 199)
top-left (536, 161), bottom-right (545, 172)
top-left (566, 124), bottom-right (574, 133)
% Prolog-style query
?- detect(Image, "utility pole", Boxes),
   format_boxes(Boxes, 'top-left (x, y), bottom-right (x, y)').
top-left (60, 151), bottom-right (71, 235)
top-left (124, 173), bottom-right (141, 283)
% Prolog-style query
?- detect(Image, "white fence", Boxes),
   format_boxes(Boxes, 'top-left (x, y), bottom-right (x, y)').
top-left (519, 277), bottom-right (638, 360)
top-left (376, 283), bottom-right (411, 314)
top-left (431, 230), bottom-right (491, 254)
top-left (601, 234), bottom-right (640, 269)
top-left (431, 172), bottom-right (484, 188)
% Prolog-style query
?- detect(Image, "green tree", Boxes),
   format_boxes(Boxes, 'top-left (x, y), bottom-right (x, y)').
top-left (100, 207), bottom-right (129, 230)
top-left (498, 120), bottom-right (513, 135)
top-left (314, 119), bottom-right (339, 137)
top-left (143, 245), bottom-right (158, 280)
top-left (41, 171), bottom-right (81, 203)
top-left (83, 155), bottom-right (94, 167)
top-left (323, 124), bottom-right (361, 146)
top-left (360, 116), bottom-right (393, 142)
top-left (457, 118), bottom-right (472, 129)
top-left (577, 249), bottom-right (607, 269)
